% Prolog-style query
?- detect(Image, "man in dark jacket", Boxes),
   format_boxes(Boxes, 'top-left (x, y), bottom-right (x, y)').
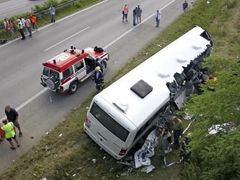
top-left (93, 66), bottom-right (104, 91)
top-left (5, 105), bottom-right (22, 137)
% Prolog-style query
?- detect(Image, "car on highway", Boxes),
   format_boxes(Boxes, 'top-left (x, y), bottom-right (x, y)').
top-left (41, 46), bottom-right (109, 94)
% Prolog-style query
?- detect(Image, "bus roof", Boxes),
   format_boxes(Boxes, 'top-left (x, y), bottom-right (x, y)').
top-left (96, 26), bottom-right (212, 128)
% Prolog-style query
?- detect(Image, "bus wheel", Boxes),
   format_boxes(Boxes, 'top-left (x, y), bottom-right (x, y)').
top-left (69, 81), bottom-right (78, 94)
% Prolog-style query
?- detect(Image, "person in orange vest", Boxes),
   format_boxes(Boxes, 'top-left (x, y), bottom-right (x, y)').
top-left (30, 13), bottom-right (38, 31)
top-left (2, 120), bottom-right (20, 150)
top-left (122, 4), bottom-right (129, 23)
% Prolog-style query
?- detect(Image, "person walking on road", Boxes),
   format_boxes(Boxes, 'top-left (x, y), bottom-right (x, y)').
top-left (122, 4), bottom-right (129, 22)
top-left (2, 119), bottom-right (20, 150)
top-left (5, 105), bottom-right (23, 137)
top-left (25, 17), bottom-right (32, 37)
top-left (133, 7), bottom-right (138, 26)
top-left (136, 5), bottom-right (142, 24)
top-left (155, 10), bottom-right (161, 27)
top-left (17, 19), bottom-right (25, 40)
top-left (49, 5), bottom-right (56, 23)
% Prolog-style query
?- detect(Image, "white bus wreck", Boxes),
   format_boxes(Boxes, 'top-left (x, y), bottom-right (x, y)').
top-left (84, 26), bottom-right (212, 160)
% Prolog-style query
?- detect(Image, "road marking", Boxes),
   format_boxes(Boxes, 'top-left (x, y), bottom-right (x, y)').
top-left (0, 88), bottom-right (48, 121)
top-left (44, 27), bottom-right (89, 51)
top-left (1, 0), bottom-right (176, 118)
top-left (0, 0), bottom-right (109, 49)
top-left (104, 0), bottom-right (176, 49)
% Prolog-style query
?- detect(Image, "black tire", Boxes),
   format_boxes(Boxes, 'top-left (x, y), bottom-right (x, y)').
top-left (69, 81), bottom-right (78, 94)
top-left (46, 77), bottom-right (58, 90)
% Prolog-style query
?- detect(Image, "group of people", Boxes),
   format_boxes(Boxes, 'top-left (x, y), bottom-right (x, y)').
top-left (0, 105), bottom-right (22, 150)
top-left (122, 4), bottom-right (161, 28)
top-left (3, 14), bottom-right (38, 40)
top-left (2, 5), bottom-right (56, 42)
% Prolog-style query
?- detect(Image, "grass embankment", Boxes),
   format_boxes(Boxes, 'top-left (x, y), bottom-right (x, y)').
top-left (0, 0), bottom-right (101, 40)
top-left (0, 0), bottom-right (239, 179)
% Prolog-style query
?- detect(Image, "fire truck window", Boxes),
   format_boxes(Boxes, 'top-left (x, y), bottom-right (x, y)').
top-left (62, 67), bottom-right (73, 80)
top-left (74, 61), bottom-right (84, 72)
top-left (43, 67), bottom-right (49, 76)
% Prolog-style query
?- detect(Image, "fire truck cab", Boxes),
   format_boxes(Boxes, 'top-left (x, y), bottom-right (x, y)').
top-left (41, 46), bottom-right (109, 94)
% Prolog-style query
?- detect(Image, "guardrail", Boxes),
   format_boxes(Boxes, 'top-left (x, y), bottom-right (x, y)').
top-left (0, 0), bottom-right (76, 30)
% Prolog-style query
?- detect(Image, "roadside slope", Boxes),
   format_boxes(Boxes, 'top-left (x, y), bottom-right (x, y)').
top-left (0, 0), bottom-right (239, 179)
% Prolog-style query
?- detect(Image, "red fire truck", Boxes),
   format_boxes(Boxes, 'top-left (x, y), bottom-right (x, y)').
top-left (41, 46), bottom-right (109, 94)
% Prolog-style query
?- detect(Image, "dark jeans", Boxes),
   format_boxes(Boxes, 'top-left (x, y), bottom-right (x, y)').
top-left (173, 129), bottom-right (183, 147)
top-left (26, 27), bottom-right (32, 37)
top-left (19, 29), bottom-right (25, 39)
top-left (156, 18), bottom-right (160, 27)
top-left (51, 15), bottom-right (55, 23)
top-left (122, 13), bottom-right (128, 22)
top-left (133, 15), bottom-right (136, 26)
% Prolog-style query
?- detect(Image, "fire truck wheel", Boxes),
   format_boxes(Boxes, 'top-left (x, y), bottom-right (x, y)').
top-left (69, 81), bottom-right (78, 94)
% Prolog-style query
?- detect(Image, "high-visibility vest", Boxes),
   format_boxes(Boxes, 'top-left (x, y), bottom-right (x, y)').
top-left (2, 122), bottom-right (15, 139)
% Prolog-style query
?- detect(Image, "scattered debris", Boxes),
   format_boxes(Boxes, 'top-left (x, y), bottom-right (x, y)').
top-left (92, 159), bottom-right (97, 163)
top-left (45, 145), bottom-right (50, 151)
top-left (140, 165), bottom-right (155, 173)
top-left (183, 112), bottom-right (194, 120)
top-left (120, 168), bottom-right (133, 176)
top-left (208, 122), bottom-right (236, 135)
top-left (49, 95), bottom-right (53, 103)
top-left (134, 130), bottom-right (158, 171)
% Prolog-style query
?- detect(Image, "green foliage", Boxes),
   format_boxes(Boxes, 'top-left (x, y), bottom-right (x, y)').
top-left (226, 0), bottom-right (238, 9)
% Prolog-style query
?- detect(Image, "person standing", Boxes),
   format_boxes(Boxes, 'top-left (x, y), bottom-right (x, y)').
top-left (155, 10), bottom-right (161, 27)
top-left (93, 66), bottom-right (104, 91)
top-left (122, 4), bottom-right (129, 22)
top-left (49, 5), bottom-right (56, 23)
top-left (30, 13), bottom-right (38, 31)
top-left (182, 0), bottom-right (189, 12)
top-left (2, 120), bottom-right (20, 150)
top-left (133, 7), bottom-right (138, 26)
top-left (136, 5), bottom-right (142, 24)
top-left (5, 105), bottom-right (22, 137)
top-left (17, 19), bottom-right (25, 40)
top-left (25, 17), bottom-right (32, 37)
top-left (173, 117), bottom-right (183, 147)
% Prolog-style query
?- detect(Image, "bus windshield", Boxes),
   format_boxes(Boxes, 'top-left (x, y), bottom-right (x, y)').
top-left (90, 102), bottom-right (129, 142)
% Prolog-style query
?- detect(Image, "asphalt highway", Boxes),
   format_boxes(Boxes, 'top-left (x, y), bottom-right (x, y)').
top-left (0, 0), bottom-right (187, 173)
top-left (0, 0), bottom-right (45, 19)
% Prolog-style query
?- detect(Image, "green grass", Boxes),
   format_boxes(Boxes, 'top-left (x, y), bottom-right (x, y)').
top-left (0, 0), bottom-right (239, 179)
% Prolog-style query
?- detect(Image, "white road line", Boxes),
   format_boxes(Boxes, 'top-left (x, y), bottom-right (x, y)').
top-left (0, 88), bottom-right (48, 121)
top-left (1, 0), bottom-right (176, 118)
top-left (104, 0), bottom-right (176, 49)
top-left (44, 27), bottom-right (89, 51)
top-left (0, 0), bottom-right (109, 49)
